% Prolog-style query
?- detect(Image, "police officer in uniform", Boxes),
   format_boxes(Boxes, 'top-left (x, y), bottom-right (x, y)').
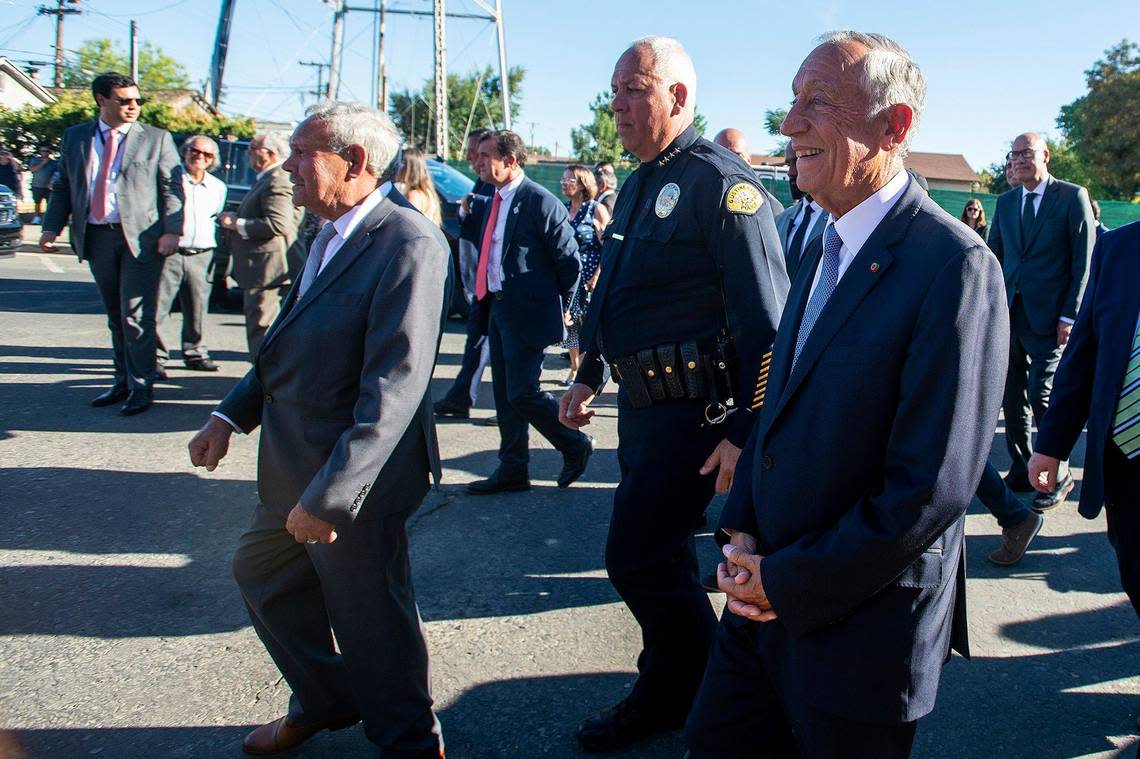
top-left (559, 36), bottom-right (789, 752)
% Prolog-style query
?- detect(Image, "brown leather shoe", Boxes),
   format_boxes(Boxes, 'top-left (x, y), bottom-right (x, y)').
top-left (242, 713), bottom-right (360, 755)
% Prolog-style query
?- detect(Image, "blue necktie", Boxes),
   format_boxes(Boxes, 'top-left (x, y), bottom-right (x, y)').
top-left (792, 224), bottom-right (842, 370)
top-left (298, 222), bottom-right (337, 298)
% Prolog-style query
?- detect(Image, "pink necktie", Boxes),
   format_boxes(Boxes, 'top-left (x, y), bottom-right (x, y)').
top-left (91, 128), bottom-right (117, 222)
top-left (475, 192), bottom-right (503, 301)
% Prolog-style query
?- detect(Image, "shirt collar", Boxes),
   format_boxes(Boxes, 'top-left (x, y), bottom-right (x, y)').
top-left (256, 162), bottom-right (283, 181)
top-left (97, 118), bottom-right (132, 137)
top-left (645, 125), bottom-right (698, 172)
top-left (830, 169), bottom-right (909, 257)
top-left (182, 168), bottom-right (211, 186)
top-left (1022, 173), bottom-right (1051, 199)
top-left (332, 181), bottom-right (392, 241)
top-left (496, 171), bottom-right (526, 200)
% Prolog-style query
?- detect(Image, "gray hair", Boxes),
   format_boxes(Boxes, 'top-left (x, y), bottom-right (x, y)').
top-left (181, 134), bottom-right (221, 171)
top-left (303, 100), bottom-right (403, 178)
top-left (629, 35), bottom-right (698, 106)
top-left (253, 130), bottom-right (291, 161)
top-left (818, 30), bottom-right (926, 157)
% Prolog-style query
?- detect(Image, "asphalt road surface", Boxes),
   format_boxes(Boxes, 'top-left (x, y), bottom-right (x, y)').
top-left (1, 234), bottom-right (1137, 758)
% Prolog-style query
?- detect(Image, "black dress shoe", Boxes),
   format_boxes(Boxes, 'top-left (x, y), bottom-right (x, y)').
top-left (479, 415), bottom-right (498, 427)
top-left (184, 357), bottom-right (219, 372)
top-left (91, 385), bottom-right (129, 407)
top-left (1032, 471), bottom-right (1075, 512)
top-left (120, 388), bottom-right (154, 416)
top-left (1003, 471), bottom-right (1033, 493)
top-left (577, 696), bottom-right (687, 753)
top-left (467, 470), bottom-right (531, 495)
top-left (557, 436), bottom-right (594, 488)
top-left (433, 399), bottom-right (470, 419)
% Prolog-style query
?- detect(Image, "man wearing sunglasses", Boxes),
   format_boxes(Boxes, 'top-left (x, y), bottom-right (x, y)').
top-left (41, 71), bottom-right (183, 416)
top-left (155, 136), bottom-right (228, 376)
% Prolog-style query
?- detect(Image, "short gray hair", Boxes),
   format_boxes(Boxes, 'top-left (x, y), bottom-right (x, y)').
top-left (629, 35), bottom-right (698, 106)
top-left (181, 134), bottom-right (221, 171)
top-left (819, 30), bottom-right (926, 157)
top-left (253, 130), bottom-right (291, 161)
top-left (303, 100), bottom-right (403, 178)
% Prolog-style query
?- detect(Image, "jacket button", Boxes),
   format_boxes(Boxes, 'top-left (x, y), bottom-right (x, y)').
top-left (761, 455), bottom-right (774, 470)
top-left (264, 393), bottom-right (273, 404)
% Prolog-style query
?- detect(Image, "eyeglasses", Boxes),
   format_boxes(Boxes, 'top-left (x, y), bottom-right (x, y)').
top-left (1006, 148), bottom-right (1040, 160)
top-left (187, 148), bottom-right (215, 160)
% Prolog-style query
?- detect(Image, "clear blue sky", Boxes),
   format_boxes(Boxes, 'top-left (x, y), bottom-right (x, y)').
top-left (3, 0), bottom-right (1137, 170)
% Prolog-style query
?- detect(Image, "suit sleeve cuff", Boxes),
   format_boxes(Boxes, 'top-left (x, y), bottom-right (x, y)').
top-left (725, 408), bottom-right (755, 448)
top-left (211, 411), bottom-right (245, 434)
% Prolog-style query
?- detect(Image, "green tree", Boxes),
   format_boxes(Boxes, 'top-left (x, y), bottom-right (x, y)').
top-left (570, 91), bottom-right (624, 164)
top-left (389, 66), bottom-right (524, 157)
top-left (693, 110), bottom-right (708, 137)
top-left (979, 161), bottom-right (1010, 195)
top-left (1056, 39), bottom-right (1140, 199)
top-left (763, 107), bottom-right (789, 155)
top-left (62, 38), bottom-right (191, 90)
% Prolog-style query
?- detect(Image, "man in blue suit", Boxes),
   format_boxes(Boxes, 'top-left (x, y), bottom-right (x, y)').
top-left (1030, 221), bottom-right (1140, 616)
top-left (466, 130), bottom-right (592, 493)
top-left (685, 31), bottom-right (1009, 757)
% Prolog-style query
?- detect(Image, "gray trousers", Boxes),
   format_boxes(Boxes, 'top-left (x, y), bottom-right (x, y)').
top-left (243, 286), bottom-right (283, 357)
top-left (85, 225), bottom-right (163, 391)
top-left (232, 502), bottom-right (443, 758)
top-left (156, 247), bottom-right (213, 366)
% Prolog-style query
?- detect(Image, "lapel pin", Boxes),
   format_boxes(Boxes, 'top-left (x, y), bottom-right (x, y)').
top-left (513, 205), bottom-right (519, 214)
top-left (870, 262), bottom-right (880, 272)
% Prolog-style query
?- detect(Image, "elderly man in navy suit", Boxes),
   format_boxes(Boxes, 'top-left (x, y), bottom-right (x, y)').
top-left (685, 31), bottom-right (1009, 758)
top-left (1030, 221), bottom-right (1140, 617)
top-left (465, 130), bottom-right (592, 494)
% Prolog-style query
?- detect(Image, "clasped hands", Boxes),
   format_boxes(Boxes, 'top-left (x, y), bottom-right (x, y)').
top-left (187, 416), bottom-right (337, 544)
top-left (717, 531), bottom-right (778, 622)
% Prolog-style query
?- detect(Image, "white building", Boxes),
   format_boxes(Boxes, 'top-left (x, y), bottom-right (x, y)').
top-left (0, 58), bottom-right (56, 110)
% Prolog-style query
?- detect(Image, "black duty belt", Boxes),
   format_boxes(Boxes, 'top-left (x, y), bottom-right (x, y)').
top-left (610, 339), bottom-right (735, 424)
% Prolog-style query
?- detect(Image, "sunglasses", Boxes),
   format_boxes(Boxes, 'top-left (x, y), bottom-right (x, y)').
top-left (108, 96), bottom-right (147, 106)
top-left (187, 147), bottom-right (215, 160)
top-left (966, 206), bottom-right (980, 212)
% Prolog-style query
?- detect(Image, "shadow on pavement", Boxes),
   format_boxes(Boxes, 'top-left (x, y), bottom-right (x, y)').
top-left (0, 278), bottom-right (102, 315)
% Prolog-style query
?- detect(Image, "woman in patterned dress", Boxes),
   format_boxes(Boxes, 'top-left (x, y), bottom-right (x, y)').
top-left (560, 164), bottom-right (611, 385)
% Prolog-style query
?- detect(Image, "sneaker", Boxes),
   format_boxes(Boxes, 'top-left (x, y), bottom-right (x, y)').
top-left (988, 511), bottom-right (1044, 566)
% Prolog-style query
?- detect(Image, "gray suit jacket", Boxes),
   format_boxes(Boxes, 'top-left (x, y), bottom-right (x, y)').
top-left (216, 190), bottom-right (449, 525)
top-left (987, 176), bottom-right (1095, 334)
top-left (775, 198), bottom-right (829, 280)
top-left (43, 120), bottom-right (183, 259)
top-left (230, 165), bottom-right (303, 289)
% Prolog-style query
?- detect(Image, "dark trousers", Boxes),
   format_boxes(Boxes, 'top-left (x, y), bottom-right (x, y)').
top-left (156, 248), bottom-right (213, 366)
top-left (687, 616), bottom-right (917, 759)
top-left (1104, 442), bottom-right (1140, 618)
top-left (1004, 298), bottom-right (1064, 478)
top-left (976, 460), bottom-right (1031, 529)
top-left (232, 502), bottom-right (443, 758)
top-left (85, 225), bottom-right (163, 391)
top-left (440, 296), bottom-right (488, 409)
top-left (486, 305), bottom-right (588, 474)
top-left (604, 392), bottom-right (722, 715)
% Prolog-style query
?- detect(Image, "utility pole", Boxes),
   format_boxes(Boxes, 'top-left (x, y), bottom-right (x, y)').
top-left (327, 0), bottom-right (346, 99)
top-left (207, 0), bottom-right (236, 108)
top-left (299, 60), bottom-right (330, 103)
top-left (36, 0), bottom-right (81, 88)
top-left (432, 0), bottom-right (448, 159)
top-left (493, 0), bottom-right (510, 129)
top-left (129, 20), bottom-right (139, 83)
top-left (375, 0), bottom-right (388, 111)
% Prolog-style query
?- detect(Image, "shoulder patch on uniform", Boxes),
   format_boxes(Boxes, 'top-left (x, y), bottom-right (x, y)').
top-left (725, 182), bottom-right (763, 215)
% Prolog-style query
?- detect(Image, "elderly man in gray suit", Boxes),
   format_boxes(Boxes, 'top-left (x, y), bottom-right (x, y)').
top-left (988, 132), bottom-right (1095, 511)
top-left (40, 71), bottom-right (183, 416)
top-left (774, 142), bottom-right (829, 282)
top-left (188, 101), bottom-right (448, 758)
top-left (219, 130), bottom-right (304, 356)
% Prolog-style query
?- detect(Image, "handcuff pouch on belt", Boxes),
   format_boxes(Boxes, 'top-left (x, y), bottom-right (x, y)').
top-left (611, 336), bottom-right (736, 424)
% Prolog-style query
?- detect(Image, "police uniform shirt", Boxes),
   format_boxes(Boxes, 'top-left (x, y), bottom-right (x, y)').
top-left (577, 125), bottom-right (789, 445)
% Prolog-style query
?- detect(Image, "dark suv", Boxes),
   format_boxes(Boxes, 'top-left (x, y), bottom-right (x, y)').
top-left (0, 184), bottom-right (22, 253)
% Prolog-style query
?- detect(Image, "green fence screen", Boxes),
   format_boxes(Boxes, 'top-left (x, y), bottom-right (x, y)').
top-left (447, 160), bottom-right (1140, 231)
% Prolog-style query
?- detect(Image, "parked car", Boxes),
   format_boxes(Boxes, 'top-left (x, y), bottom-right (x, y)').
top-left (198, 137), bottom-right (473, 315)
top-left (0, 184), bottom-right (22, 253)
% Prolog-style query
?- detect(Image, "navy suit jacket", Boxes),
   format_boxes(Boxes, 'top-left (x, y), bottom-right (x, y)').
top-left (720, 179), bottom-right (1009, 724)
top-left (479, 175), bottom-right (580, 347)
top-left (987, 176), bottom-right (1094, 334)
top-left (1035, 221), bottom-right (1140, 518)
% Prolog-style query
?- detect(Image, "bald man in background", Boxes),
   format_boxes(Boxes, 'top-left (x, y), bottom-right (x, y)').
top-left (713, 128), bottom-right (752, 166)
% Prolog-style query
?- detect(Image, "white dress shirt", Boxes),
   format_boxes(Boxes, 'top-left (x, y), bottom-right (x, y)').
top-left (236, 162), bottom-right (284, 240)
top-left (86, 119), bottom-right (133, 224)
top-left (179, 170), bottom-right (227, 250)
top-left (1020, 172), bottom-right (1051, 216)
top-left (486, 172), bottom-right (525, 293)
top-left (806, 169), bottom-right (909, 299)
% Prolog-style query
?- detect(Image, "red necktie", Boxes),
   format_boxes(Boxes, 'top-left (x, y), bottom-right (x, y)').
top-left (91, 128), bottom-right (117, 222)
top-left (475, 191), bottom-right (503, 301)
